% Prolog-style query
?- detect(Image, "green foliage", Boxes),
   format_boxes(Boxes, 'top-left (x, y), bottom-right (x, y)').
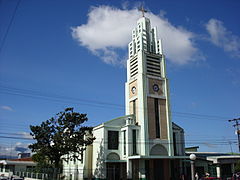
top-left (235, 160), bottom-right (240, 172)
top-left (32, 153), bottom-right (54, 173)
top-left (29, 107), bottom-right (95, 169)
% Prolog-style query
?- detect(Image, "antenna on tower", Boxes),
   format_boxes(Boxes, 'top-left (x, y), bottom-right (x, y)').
top-left (138, 6), bottom-right (147, 17)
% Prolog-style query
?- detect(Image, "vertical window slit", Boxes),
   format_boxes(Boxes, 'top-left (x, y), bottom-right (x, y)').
top-left (154, 98), bottom-right (160, 138)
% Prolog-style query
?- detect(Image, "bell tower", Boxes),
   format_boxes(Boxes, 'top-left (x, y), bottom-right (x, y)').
top-left (125, 13), bottom-right (173, 156)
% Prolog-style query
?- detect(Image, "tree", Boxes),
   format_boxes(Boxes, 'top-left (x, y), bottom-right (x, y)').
top-left (31, 152), bottom-right (54, 173)
top-left (235, 160), bottom-right (240, 173)
top-left (29, 108), bottom-right (95, 171)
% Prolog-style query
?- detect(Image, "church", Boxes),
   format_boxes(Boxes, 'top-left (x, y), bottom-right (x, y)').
top-left (63, 10), bottom-right (186, 180)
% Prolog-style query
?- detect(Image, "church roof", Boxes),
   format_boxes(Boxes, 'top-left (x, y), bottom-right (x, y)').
top-left (93, 114), bottom-right (136, 130)
top-left (172, 122), bottom-right (184, 131)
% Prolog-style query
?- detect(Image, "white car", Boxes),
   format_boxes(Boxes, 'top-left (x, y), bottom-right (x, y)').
top-left (0, 176), bottom-right (9, 180)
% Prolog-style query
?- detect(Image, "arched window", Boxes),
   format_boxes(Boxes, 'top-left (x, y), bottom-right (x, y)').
top-left (107, 152), bottom-right (120, 160)
top-left (150, 144), bottom-right (168, 156)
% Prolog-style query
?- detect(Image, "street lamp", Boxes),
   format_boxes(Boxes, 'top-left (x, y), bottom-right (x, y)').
top-left (189, 154), bottom-right (196, 180)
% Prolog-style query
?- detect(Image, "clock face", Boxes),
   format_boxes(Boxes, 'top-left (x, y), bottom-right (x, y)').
top-left (153, 84), bottom-right (159, 92)
top-left (131, 86), bottom-right (136, 94)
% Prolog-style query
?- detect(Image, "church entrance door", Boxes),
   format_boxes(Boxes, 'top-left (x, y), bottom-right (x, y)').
top-left (145, 159), bottom-right (170, 180)
top-left (153, 159), bottom-right (164, 179)
top-left (106, 162), bottom-right (127, 180)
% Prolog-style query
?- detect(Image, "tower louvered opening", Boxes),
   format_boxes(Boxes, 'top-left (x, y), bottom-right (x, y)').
top-left (130, 57), bottom-right (138, 78)
top-left (146, 55), bottom-right (161, 77)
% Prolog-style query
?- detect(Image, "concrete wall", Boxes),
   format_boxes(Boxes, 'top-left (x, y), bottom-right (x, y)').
top-left (92, 127), bottom-right (106, 179)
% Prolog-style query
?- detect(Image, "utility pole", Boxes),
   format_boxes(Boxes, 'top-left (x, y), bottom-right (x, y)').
top-left (228, 118), bottom-right (240, 152)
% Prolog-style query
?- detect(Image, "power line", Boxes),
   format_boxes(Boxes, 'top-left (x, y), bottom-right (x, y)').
top-left (0, 135), bottom-right (237, 146)
top-left (0, 84), bottom-right (232, 121)
top-left (0, 0), bottom-right (21, 54)
top-left (0, 127), bottom-right (237, 142)
top-left (228, 118), bottom-right (240, 152)
top-left (0, 135), bottom-right (32, 140)
top-left (0, 131), bottom-right (235, 142)
top-left (172, 111), bottom-right (229, 120)
top-left (0, 84), bottom-right (123, 108)
top-left (0, 132), bottom-right (237, 144)
top-left (0, 86), bottom-right (124, 110)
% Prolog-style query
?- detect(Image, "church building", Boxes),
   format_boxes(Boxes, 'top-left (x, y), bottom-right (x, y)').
top-left (63, 11), bottom-right (186, 180)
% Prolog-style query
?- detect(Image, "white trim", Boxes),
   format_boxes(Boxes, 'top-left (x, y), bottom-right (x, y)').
top-left (128, 155), bottom-right (188, 160)
top-left (0, 160), bottom-right (36, 166)
top-left (146, 75), bottom-right (164, 80)
top-left (147, 94), bottom-right (166, 99)
top-left (105, 160), bottom-right (127, 163)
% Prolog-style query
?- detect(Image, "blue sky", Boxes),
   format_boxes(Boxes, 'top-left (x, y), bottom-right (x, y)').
top-left (0, 0), bottom-right (240, 156)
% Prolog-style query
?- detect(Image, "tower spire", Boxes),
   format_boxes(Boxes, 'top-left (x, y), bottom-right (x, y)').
top-left (138, 6), bottom-right (147, 17)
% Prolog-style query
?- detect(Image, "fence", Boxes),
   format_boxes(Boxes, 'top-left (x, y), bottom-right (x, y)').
top-left (0, 169), bottom-right (63, 180)
top-left (15, 171), bottom-right (50, 179)
top-left (10, 168), bottom-right (124, 180)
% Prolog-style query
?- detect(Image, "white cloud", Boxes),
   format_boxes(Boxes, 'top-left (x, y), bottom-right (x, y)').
top-left (19, 132), bottom-right (33, 139)
top-left (0, 142), bottom-right (31, 156)
top-left (226, 67), bottom-right (240, 86)
top-left (0, 132), bottom-right (32, 157)
top-left (72, 6), bottom-right (200, 65)
top-left (203, 142), bottom-right (217, 149)
top-left (205, 19), bottom-right (240, 58)
top-left (1, 105), bottom-right (13, 111)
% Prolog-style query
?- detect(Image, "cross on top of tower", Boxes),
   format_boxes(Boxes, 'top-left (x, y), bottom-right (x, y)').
top-left (138, 6), bottom-right (147, 17)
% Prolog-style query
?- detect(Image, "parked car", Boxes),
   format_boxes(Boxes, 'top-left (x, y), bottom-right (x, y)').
top-left (0, 177), bottom-right (9, 180)
top-left (10, 176), bottom-right (23, 180)
top-left (0, 174), bottom-right (9, 180)
top-left (0, 176), bottom-right (9, 180)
